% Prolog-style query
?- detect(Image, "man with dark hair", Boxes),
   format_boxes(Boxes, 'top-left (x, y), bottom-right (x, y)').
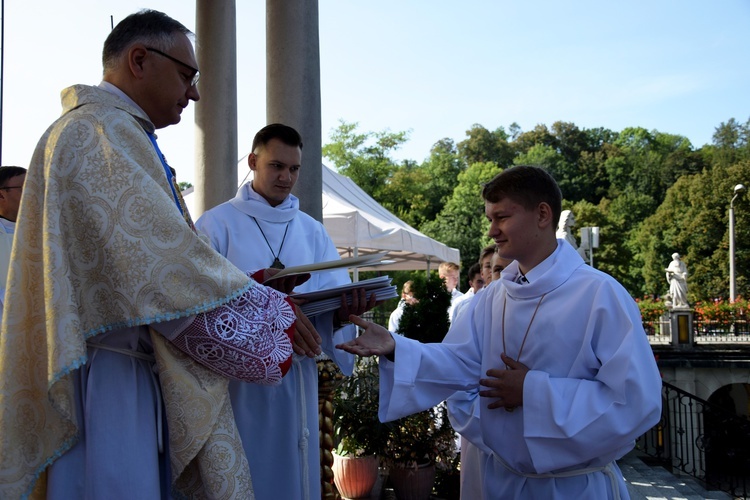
top-left (0, 166), bottom-right (26, 307)
top-left (0, 11), bottom-right (320, 499)
top-left (196, 123), bottom-right (375, 500)
top-left (479, 243), bottom-right (496, 285)
top-left (0, 166), bottom-right (26, 223)
top-left (338, 165), bottom-right (662, 498)
top-left (449, 262), bottom-right (483, 321)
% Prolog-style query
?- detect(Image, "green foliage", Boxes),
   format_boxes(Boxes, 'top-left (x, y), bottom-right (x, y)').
top-left (635, 297), bottom-right (668, 323)
top-left (332, 356), bottom-right (391, 457)
top-left (633, 158), bottom-right (750, 301)
top-left (177, 181), bottom-right (193, 191)
top-left (397, 273), bottom-right (451, 343)
top-left (457, 123), bottom-right (515, 167)
top-left (694, 299), bottom-right (742, 323)
top-left (388, 276), bottom-right (456, 469)
top-left (385, 402), bottom-right (457, 470)
top-left (322, 120), bottom-right (409, 203)
top-left (323, 115), bottom-right (750, 302)
top-left (420, 161), bottom-right (501, 281)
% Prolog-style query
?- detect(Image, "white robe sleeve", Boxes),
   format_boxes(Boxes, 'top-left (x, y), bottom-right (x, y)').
top-left (521, 284), bottom-right (662, 472)
top-left (378, 306), bottom-right (484, 423)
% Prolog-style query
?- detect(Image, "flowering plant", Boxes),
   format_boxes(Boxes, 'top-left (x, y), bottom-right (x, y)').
top-left (694, 297), bottom-right (747, 323)
top-left (636, 297), bottom-right (668, 323)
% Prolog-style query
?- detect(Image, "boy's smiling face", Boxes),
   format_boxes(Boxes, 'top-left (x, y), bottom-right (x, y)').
top-left (485, 197), bottom-right (555, 274)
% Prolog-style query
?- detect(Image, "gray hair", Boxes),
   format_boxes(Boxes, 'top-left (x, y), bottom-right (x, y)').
top-left (102, 9), bottom-right (192, 73)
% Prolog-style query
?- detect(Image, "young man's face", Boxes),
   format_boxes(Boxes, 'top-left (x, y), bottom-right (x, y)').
top-left (0, 173), bottom-right (25, 222)
top-left (441, 270), bottom-right (459, 292)
top-left (468, 274), bottom-right (485, 293)
top-left (249, 138), bottom-right (302, 207)
top-left (480, 254), bottom-right (493, 284)
top-left (491, 252), bottom-right (512, 282)
top-left (485, 197), bottom-right (543, 266)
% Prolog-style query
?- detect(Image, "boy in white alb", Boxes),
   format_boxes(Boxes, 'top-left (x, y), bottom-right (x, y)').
top-left (196, 124), bottom-right (374, 500)
top-left (338, 165), bottom-right (662, 499)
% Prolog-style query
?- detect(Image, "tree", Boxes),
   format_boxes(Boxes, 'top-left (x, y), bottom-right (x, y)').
top-left (322, 120), bottom-right (409, 202)
top-left (421, 161), bottom-right (501, 279)
top-left (633, 159), bottom-right (750, 301)
top-left (457, 124), bottom-right (515, 167)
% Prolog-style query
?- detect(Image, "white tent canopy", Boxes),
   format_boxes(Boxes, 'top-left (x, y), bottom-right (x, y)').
top-left (183, 163), bottom-right (459, 271)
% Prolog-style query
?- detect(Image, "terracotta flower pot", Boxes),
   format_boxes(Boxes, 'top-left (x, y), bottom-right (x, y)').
top-left (389, 462), bottom-right (436, 500)
top-left (332, 453), bottom-right (379, 499)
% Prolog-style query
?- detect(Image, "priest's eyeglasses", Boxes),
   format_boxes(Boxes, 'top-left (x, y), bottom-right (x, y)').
top-left (0, 186), bottom-right (22, 191)
top-left (146, 48), bottom-right (200, 87)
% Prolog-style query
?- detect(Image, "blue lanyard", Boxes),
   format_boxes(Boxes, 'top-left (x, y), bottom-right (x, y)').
top-left (147, 132), bottom-right (183, 215)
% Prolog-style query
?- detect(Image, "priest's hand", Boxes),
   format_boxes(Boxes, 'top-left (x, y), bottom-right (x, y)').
top-left (261, 268), bottom-right (311, 294)
top-left (336, 315), bottom-right (395, 358)
top-left (288, 300), bottom-right (322, 357)
top-left (479, 353), bottom-right (529, 411)
top-left (335, 288), bottom-right (377, 327)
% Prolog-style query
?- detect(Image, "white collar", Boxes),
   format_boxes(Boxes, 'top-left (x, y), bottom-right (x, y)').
top-left (228, 182), bottom-right (299, 223)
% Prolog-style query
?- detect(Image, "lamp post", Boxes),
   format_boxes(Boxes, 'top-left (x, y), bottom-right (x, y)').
top-left (729, 183), bottom-right (746, 302)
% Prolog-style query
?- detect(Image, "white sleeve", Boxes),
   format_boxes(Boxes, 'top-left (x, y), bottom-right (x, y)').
top-left (522, 285), bottom-right (662, 472)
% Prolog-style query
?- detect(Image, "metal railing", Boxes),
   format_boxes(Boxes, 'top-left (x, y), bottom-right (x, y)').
top-left (644, 316), bottom-right (750, 344)
top-left (636, 381), bottom-right (750, 498)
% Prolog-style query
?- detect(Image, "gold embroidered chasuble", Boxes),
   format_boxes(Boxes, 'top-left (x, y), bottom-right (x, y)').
top-left (0, 85), bottom-right (256, 499)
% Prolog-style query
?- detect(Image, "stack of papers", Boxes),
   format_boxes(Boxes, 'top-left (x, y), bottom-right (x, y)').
top-left (294, 276), bottom-right (398, 317)
top-left (263, 253), bottom-right (389, 283)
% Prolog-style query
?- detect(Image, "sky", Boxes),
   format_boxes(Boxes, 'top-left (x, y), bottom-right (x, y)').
top-left (2, 1), bottom-right (749, 185)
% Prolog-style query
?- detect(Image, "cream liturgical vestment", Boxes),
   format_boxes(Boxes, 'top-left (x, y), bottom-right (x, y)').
top-left (0, 85), bottom-right (292, 499)
top-left (196, 184), bottom-right (356, 500)
top-left (379, 241), bottom-right (662, 499)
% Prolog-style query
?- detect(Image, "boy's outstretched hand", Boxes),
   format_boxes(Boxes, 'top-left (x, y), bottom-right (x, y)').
top-left (335, 315), bottom-right (396, 358)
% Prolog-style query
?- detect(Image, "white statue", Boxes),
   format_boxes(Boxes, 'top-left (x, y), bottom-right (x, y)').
top-left (556, 210), bottom-right (588, 261)
top-left (665, 252), bottom-right (689, 308)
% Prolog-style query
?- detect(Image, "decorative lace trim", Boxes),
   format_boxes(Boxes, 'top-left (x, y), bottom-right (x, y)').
top-left (171, 286), bottom-right (295, 384)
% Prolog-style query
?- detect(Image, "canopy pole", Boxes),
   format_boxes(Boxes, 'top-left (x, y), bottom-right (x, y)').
top-left (352, 246), bottom-right (359, 283)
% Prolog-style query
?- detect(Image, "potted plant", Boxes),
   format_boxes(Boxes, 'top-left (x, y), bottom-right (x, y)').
top-left (385, 403), bottom-right (458, 500)
top-left (332, 356), bottom-right (391, 499)
top-left (386, 274), bottom-right (458, 500)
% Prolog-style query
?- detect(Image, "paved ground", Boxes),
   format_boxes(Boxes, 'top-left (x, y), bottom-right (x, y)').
top-left (619, 451), bottom-right (734, 500)
top-left (361, 452), bottom-right (740, 499)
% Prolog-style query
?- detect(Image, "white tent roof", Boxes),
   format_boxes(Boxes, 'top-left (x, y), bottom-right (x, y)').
top-left (321, 165), bottom-right (459, 270)
top-left (183, 164), bottom-right (460, 271)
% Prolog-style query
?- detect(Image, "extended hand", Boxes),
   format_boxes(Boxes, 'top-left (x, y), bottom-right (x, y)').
top-left (335, 315), bottom-right (395, 357)
top-left (479, 353), bottom-right (529, 410)
top-left (291, 304), bottom-right (322, 357)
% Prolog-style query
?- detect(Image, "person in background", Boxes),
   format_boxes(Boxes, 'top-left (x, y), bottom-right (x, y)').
top-left (491, 247), bottom-right (513, 283)
top-left (195, 123), bottom-right (375, 500)
top-left (0, 166), bottom-right (26, 306)
top-left (439, 261), bottom-right (463, 322)
top-left (479, 243), bottom-right (496, 285)
top-left (388, 280), bottom-right (417, 333)
top-left (338, 165), bottom-right (662, 499)
top-left (449, 263), bottom-right (483, 322)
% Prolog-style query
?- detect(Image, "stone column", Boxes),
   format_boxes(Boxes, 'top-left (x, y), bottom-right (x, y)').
top-left (266, 0), bottom-right (323, 222)
top-left (194, 0), bottom-right (238, 218)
